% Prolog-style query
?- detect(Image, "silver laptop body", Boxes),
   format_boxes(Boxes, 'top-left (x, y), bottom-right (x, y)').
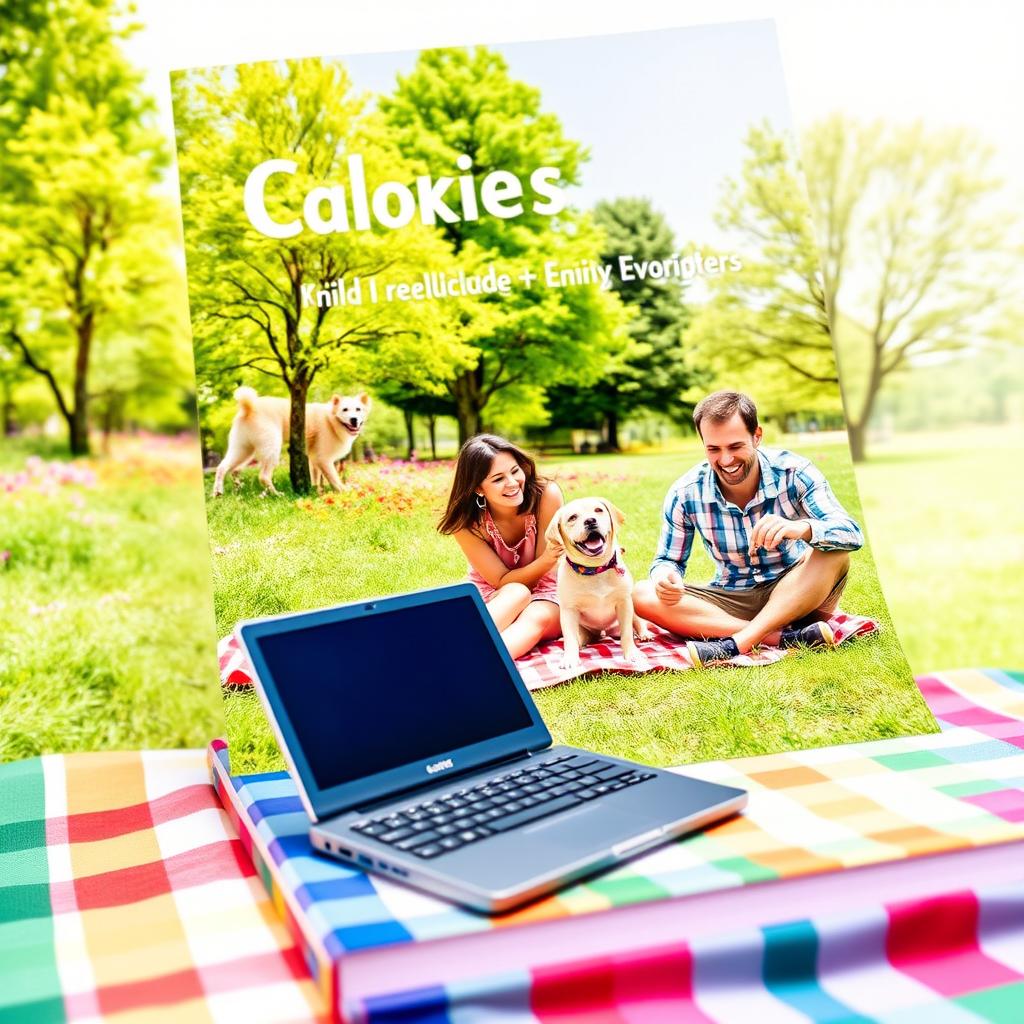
top-left (239, 583), bottom-right (746, 913)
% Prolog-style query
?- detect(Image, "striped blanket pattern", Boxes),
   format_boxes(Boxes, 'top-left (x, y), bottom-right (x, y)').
top-left (3, 668), bottom-right (1024, 1022)
top-left (361, 884), bottom-right (1024, 1023)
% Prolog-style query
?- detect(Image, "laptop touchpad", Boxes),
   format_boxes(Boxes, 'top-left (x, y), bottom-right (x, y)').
top-left (523, 801), bottom-right (639, 844)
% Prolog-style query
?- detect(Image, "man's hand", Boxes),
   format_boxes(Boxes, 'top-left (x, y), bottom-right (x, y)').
top-left (653, 568), bottom-right (686, 605)
top-left (748, 514), bottom-right (812, 553)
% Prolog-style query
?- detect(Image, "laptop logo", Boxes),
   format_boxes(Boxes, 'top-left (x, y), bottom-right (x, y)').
top-left (426, 758), bottom-right (454, 775)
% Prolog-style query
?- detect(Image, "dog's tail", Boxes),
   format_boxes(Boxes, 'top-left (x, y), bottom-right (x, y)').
top-left (234, 386), bottom-right (258, 416)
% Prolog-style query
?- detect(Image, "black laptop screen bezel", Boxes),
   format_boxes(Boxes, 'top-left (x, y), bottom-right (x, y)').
top-left (238, 583), bottom-right (552, 822)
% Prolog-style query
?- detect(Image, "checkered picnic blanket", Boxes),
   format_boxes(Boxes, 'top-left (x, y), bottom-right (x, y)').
top-left (217, 611), bottom-right (879, 692)
top-left (0, 751), bottom-right (321, 1022)
top-left (363, 884), bottom-right (1024, 1023)
top-left (4, 669), bottom-right (1024, 1023)
top-left (214, 669), bottom-right (1024, 1021)
top-left (516, 611), bottom-right (878, 690)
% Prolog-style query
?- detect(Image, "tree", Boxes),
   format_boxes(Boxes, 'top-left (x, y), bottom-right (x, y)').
top-left (173, 58), bottom-right (460, 492)
top-left (803, 116), bottom-right (1017, 460)
top-left (0, 345), bottom-right (30, 435)
top-left (546, 197), bottom-right (698, 448)
top-left (381, 48), bottom-right (628, 443)
top-left (687, 124), bottom-right (839, 421)
top-left (0, 0), bottom-right (178, 455)
top-left (88, 264), bottom-right (197, 443)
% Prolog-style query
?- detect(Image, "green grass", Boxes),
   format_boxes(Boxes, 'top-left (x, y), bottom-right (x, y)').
top-left (0, 436), bottom-right (223, 760)
top-left (214, 440), bottom-right (936, 773)
top-left (854, 426), bottom-right (1024, 674)
top-left (15, 427), bottom-right (1000, 771)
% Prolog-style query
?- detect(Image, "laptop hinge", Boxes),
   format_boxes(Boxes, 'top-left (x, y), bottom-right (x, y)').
top-left (350, 748), bottom-right (535, 815)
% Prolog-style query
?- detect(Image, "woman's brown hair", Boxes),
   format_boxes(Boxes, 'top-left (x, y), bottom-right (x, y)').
top-left (438, 434), bottom-right (546, 536)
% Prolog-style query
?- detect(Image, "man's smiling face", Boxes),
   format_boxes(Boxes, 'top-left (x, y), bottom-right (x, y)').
top-left (700, 412), bottom-right (763, 490)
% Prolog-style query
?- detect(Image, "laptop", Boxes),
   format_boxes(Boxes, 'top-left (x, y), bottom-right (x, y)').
top-left (239, 583), bottom-right (747, 913)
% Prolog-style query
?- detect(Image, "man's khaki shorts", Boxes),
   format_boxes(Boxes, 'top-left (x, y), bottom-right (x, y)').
top-left (685, 559), bottom-right (848, 623)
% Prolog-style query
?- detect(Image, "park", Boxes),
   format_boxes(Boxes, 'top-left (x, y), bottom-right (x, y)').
top-left (2, 26), bottom-right (1020, 772)
top-left (159, 48), bottom-right (944, 770)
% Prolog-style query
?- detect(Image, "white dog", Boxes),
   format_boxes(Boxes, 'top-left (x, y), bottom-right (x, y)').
top-left (545, 497), bottom-right (651, 671)
top-left (212, 386), bottom-right (371, 496)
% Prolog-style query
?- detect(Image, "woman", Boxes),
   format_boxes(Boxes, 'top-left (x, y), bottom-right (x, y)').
top-left (438, 434), bottom-right (562, 659)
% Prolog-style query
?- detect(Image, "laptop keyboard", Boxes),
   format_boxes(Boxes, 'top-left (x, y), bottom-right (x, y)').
top-left (350, 753), bottom-right (657, 859)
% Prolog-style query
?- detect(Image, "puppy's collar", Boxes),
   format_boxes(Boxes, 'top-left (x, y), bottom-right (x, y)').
top-left (565, 551), bottom-right (624, 576)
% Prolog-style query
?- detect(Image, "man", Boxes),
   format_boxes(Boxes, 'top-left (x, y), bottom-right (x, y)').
top-left (632, 390), bottom-right (863, 667)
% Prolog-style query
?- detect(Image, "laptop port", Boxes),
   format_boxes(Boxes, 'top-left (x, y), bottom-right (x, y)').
top-left (323, 841), bottom-right (332, 851)
top-left (357, 854), bottom-right (372, 868)
top-left (337, 848), bottom-right (352, 858)
top-left (391, 866), bottom-right (409, 878)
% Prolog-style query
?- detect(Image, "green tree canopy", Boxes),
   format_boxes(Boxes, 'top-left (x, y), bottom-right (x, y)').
top-left (173, 57), bottom-right (466, 491)
top-left (803, 115), bottom-right (1019, 459)
top-left (686, 123), bottom-right (841, 428)
top-left (546, 197), bottom-right (699, 447)
top-left (0, 0), bottom-right (182, 454)
top-left (380, 47), bottom-right (628, 443)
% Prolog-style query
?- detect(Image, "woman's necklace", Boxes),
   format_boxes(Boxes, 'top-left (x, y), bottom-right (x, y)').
top-left (488, 508), bottom-right (527, 547)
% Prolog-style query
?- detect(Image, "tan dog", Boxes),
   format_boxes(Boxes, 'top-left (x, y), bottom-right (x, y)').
top-left (545, 497), bottom-right (651, 671)
top-left (212, 386), bottom-right (371, 496)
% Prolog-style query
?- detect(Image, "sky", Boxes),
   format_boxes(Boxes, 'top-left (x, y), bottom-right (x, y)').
top-left (341, 23), bottom-right (794, 248)
top-left (126, 0), bottom-right (1023, 324)
top-left (127, 0), bottom-right (1024, 194)
top-left (136, 19), bottom-right (798, 250)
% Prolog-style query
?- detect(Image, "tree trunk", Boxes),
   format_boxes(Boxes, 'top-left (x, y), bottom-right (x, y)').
top-left (427, 415), bottom-right (437, 460)
top-left (847, 419), bottom-right (867, 463)
top-left (451, 369), bottom-right (483, 445)
top-left (605, 410), bottom-right (620, 452)
top-left (403, 408), bottom-right (415, 460)
top-left (848, 340), bottom-right (886, 463)
top-left (69, 314), bottom-right (93, 456)
top-left (1, 379), bottom-right (14, 436)
top-left (288, 378), bottom-right (311, 494)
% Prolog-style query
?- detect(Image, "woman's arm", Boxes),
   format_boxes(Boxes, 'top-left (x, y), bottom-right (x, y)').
top-left (454, 482), bottom-right (564, 590)
top-left (534, 481), bottom-right (564, 561)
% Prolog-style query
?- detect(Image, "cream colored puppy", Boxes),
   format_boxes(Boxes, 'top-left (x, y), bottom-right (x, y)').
top-left (213, 387), bottom-right (371, 495)
top-left (545, 497), bottom-right (652, 671)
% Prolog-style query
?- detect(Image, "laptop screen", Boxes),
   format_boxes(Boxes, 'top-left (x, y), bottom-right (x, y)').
top-left (252, 593), bottom-right (537, 794)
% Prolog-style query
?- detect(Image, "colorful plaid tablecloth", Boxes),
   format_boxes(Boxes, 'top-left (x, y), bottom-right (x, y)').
top-left (0, 750), bottom-right (322, 1022)
top-left (4, 669), bottom-right (1024, 1023)
top-left (215, 669), bottom-right (1024, 1021)
top-left (360, 884), bottom-right (1024, 1023)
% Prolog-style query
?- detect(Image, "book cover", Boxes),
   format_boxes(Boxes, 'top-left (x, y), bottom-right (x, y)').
top-left (169, 20), bottom-right (937, 775)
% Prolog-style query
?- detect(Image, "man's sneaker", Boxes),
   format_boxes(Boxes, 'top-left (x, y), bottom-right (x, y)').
top-left (779, 621), bottom-right (835, 649)
top-left (686, 636), bottom-right (740, 668)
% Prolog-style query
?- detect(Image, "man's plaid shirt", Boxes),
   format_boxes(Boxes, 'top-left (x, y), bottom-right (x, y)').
top-left (650, 448), bottom-right (864, 590)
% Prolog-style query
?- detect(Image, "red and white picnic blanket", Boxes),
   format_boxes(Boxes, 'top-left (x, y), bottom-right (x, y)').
top-left (218, 612), bottom-right (879, 692)
top-left (515, 612), bottom-right (878, 690)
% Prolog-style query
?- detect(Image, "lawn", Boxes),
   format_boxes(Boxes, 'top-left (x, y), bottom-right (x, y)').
top-left (11, 428), bottom-right (994, 772)
top-left (854, 427), bottom-right (1024, 674)
top-left (0, 436), bottom-right (223, 760)
top-left (212, 438), bottom-right (937, 773)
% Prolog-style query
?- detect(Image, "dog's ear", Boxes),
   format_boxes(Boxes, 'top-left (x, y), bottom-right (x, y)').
top-left (357, 391), bottom-right (371, 408)
top-left (604, 500), bottom-right (625, 527)
top-left (329, 395), bottom-right (342, 410)
top-left (544, 508), bottom-right (564, 545)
